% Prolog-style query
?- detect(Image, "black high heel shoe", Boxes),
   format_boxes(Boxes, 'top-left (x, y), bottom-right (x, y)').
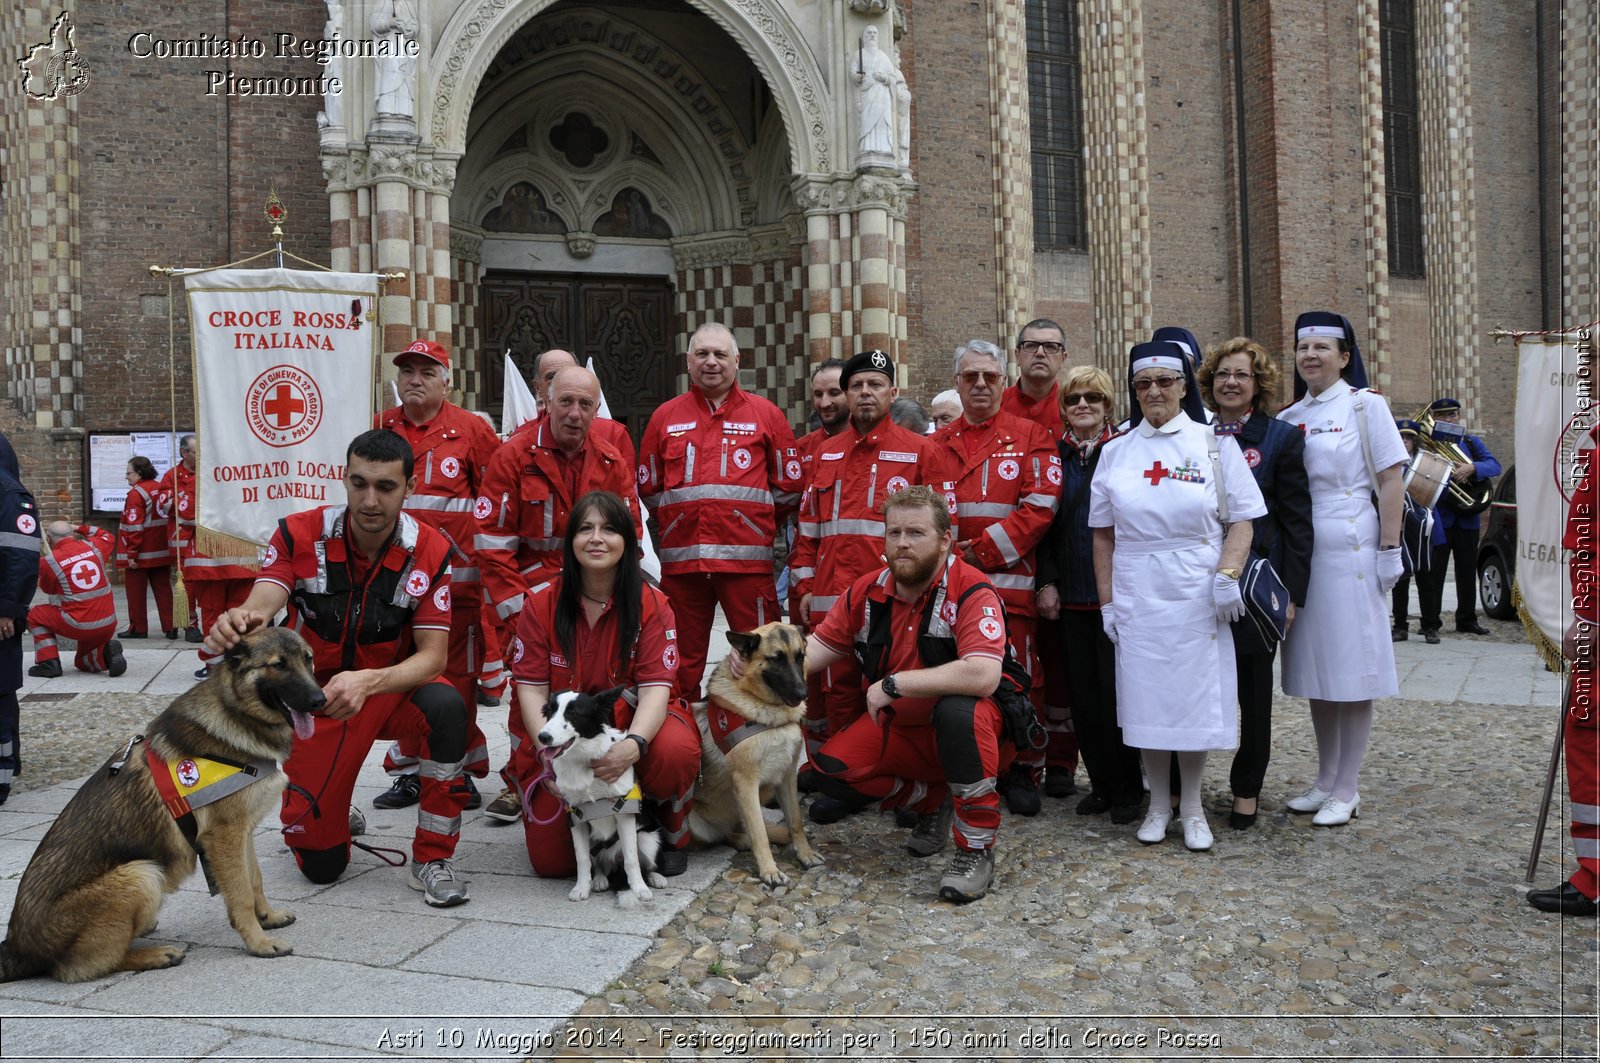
top-left (1229, 797), bottom-right (1258, 830)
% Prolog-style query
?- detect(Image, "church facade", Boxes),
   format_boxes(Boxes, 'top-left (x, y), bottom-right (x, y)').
top-left (2, 0), bottom-right (1594, 513)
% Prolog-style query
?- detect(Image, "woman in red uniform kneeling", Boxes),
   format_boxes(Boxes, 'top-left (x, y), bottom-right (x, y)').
top-left (509, 490), bottom-right (700, 877)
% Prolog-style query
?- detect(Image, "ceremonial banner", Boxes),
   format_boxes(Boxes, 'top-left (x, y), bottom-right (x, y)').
top-left (1514, 331), bottom-right (1596, 668)
top-left (185, 268), bottom-right (379, 550)
top-left (500, 351), bottom-right (539, 436)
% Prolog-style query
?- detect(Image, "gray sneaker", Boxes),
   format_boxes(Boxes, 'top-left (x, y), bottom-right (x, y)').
top-left (907, 800), bottom-right (953, 857)
top-left (348, 805), bottom-right (366, 837)
top-left (409, 858), bottom-right (469, 907)
top-left (938, 847), bottom-right (995, 904)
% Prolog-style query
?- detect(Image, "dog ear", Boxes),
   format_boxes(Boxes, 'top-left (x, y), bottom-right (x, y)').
top-left (596, 685), bottom-right (627, 725)
top-left (224, 638), bottom-right (252, 666)
top-left (725, 631), bottom-right (761, 659)
top-left (542, 693), bottom-right (558, 721)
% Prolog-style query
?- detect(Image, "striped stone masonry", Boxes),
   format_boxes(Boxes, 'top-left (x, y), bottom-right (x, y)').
top-left (987, 0), bottom-right (1035, 350)
top-left (1358, 0), bottom-right (1394, 391)
top-left (1562, 1), bottom-right (1598, 326)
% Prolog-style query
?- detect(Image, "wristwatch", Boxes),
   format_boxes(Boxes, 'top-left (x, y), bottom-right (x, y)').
top-left (1218, 567), bottom-right (1242, 580)
top-left (882, 674), bottom-right (902, 699)
top-left (623, 733), bottom-right (650, 758)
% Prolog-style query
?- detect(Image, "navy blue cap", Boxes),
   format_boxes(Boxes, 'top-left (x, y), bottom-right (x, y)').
top-left (1127, 341), bottom-right (1208, 425)
top-left (1395, 418), bottom-right (1421, 436)
top-left (1152, 326), bottom-right (1203, 369)
top-left (1429, 397), bottom-right (1462, 413)
top-left (1291, 311), bottom-right (1368, 399)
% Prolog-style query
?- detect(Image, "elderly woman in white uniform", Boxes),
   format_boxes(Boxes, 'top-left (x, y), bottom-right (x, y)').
top-left (1090, 341), bottom-right (1266, 851)
top-left (1276, 311), bottom-right (1406, 826)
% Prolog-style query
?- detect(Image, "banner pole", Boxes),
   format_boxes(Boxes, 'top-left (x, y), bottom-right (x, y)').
top-left (1528, 673), bottom-right (1571, 882)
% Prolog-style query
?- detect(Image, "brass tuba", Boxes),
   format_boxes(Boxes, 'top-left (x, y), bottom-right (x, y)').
top-left (1413, 404), bottom-right (1493, 515)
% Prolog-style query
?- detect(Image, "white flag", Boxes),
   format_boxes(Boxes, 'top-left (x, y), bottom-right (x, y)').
top-left (500, 351), bottom-right (539, 436)
top-left (586, 357), bottom-right (660, 581)
top-left (184, 267), bottom-right (378, 548)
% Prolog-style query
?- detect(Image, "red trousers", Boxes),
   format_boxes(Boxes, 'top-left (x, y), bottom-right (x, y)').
top-left (813, 696), bottom-right (1014, 852)
top-left (27, 606), bottom-right (115, 671)
top-left (1004, 614), bottom-right (1050, 774)
top-left (281, 681), bottom-right (468, 868)
top-left (187, 578), bottom-right (254, 666)
top-left (513, 697), bottom-right (702, 878)
top-left (1565, 668), bottom-right (1600, 900)
top-left (124, 566), bottom-right (175, 634)
top-left (389, 603), bottom-right (492, 779)
top-left (658, 571), bottom-right (779, 698)
top-left (803, 655), bottom-right (867, 752)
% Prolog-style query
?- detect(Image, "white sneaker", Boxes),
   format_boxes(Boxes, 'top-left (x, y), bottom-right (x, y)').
top-left (409, 858), bottom-right (469, 907)
top-left (1313, 795), bottom-right (1360, 826)
top-left (1136, 809), bottom-right (1172, 844)
top-left (1286, 786), bottom-right (1332, 813)
top-left (348, 805), bottom-right (366, 837)
top-left (1181, 814), bottom-right (1213, 851)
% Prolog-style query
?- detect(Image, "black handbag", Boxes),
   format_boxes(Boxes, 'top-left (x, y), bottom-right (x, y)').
top-left (1208, 431), bottom-right (1289, 646)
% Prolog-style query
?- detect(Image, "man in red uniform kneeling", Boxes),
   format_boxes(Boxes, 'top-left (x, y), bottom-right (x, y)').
top-left (803, 485), bottom-right (1015, 903)
top-left (206, 429), bottom-right (473, 907)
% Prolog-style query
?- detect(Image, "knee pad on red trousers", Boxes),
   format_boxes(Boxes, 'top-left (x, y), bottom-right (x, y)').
top-left (292, 843), bottom-right (349, 885)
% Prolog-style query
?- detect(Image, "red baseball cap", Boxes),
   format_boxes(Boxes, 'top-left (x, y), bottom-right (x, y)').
top-left (393, 339), bottom-right (450, 370)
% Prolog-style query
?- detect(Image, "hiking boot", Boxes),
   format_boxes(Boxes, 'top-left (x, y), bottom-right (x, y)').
top-left (456, 775), bottom-right (481, 810)
top-left (476, 689), bottom-right (501, 708)
top-left (1045, 768), bottom-right (1077, 798)
top-left (657, 848), bottom-right (689, 877)
top-left (807, 795), bottom-right (861, 824)
top-left (373, 773), bottom-right (422, 810)
top-left (348, 805), bottom-right (367, 837)
top-left (482, 786), bottom-right (522, 823)
top-left (163, 628), bottom-right (181, 640)
top-left (184, 626), bottom-right (203, 644)
top-left (27, 659), bottom-right (62, 679)
top-left (999, 765), bottom-right (1042, 817)
top-left (117, 628), bottom-right (147, 639)
top-left (104, 640), bottom-right (126, 678)
top-left (409, 858), bottom-right (469, 907)
top-left (907, 800), bottom-right (953, 858)
top-left (938, 847), bottom-right (995, 903)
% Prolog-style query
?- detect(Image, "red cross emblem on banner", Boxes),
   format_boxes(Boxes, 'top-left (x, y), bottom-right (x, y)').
top-left (246, 365), bottom-right (324, 448)
top-left (263, 383), bottom-right (306, 429)
top-left (1143, 461), bottom-right (1169, 486)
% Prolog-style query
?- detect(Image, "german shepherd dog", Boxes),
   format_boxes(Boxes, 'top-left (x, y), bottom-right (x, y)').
top-left (537, 688), bottom-right (666, 909)
top-left (0, 628), bottom-right (324, 982)
top-left (688, 623), bottom-right (823, 887)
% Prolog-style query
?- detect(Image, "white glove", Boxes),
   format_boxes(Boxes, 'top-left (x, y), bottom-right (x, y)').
top-left (1100, 603), bottom-right (1120, 645)
top-left (1377, 547), bottom-right (1405, 594)
top-left (1213, 572), bottom-right (1246, 623)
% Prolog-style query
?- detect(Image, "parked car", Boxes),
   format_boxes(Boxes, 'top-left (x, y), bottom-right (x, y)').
top-left (1477, 465), bottom-right (1517, 621)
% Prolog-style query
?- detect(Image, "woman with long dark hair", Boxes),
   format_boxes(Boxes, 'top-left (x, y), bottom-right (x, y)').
top-left (509, 490), bottom-right (701, 877)
top-left (116, 455), bottom-right (176, 640)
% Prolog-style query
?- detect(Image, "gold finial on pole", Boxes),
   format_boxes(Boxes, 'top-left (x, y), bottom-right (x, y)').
top-left (265, 189), bottom-right (288, 268)
top-left (1490, 326), bottom-right (1514, 343)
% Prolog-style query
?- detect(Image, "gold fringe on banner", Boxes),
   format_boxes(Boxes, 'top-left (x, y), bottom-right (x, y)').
top-left (193, 527), bottom-right (264, 569)
top-left (1514, 580), bottom-right (1568, 676)
top-left (166, 274), bottom-right (192, 631)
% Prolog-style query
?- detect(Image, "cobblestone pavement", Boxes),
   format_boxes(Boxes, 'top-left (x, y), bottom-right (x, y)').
top-left (7, 617), bottom-right (1598, 1060)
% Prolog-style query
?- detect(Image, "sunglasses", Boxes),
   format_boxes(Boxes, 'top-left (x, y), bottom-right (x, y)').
top-left (958, 371), bottom-right (1002, 386)
top-left (1063, 391), bottom-right (1106, 406)
top-left (1133, 376), bottom-right (1182, 392)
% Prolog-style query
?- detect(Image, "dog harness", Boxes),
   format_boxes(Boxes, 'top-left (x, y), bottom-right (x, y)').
top-left (566, 783), bottom-right (644, 825)
top-left (705, 698), bottom-right (770, 754)
top-left (129, 738), bottom-right (277, 896)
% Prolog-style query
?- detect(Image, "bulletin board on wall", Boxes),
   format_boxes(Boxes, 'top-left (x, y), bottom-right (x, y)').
top-left (85, 431), bottom-right (190, 514)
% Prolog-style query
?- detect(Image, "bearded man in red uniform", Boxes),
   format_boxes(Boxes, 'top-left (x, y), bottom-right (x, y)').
top-left (206, 429), bottom-right (472, 908)
top-left (476, 366), bottom-right (641, 823)
top-left (638, 322), bottom-right (803, 697)
top-left (804, 486), bottom-right (1016, 903)
top-left (1527, 414), bottom-right (1600, 917)
top-left (926, 339), bottom-right (1061, 815)
top-left (162, 434), bottom-right (258, 679)
top-left (372, 339), bottom-right (500, 812)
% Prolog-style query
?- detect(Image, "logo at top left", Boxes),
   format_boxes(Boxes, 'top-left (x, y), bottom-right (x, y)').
top-left (19, 12), bottom-right (90, 102)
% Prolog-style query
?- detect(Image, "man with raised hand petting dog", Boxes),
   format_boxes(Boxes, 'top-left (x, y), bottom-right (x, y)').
top-left (803, 484), bottom-right (1016, 903)
top-left (206, 429), bottom-right (473, 908)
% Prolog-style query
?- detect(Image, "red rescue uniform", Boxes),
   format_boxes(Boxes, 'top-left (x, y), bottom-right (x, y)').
top-left (260, 507), bottom-right (468, 870)
top-left (118, 478), bottom-right (175, 634)
top-left (791, 419), bottom-right (930, 739)
top-left (29, 538), bottom-right (117, 671)
top-left (1001, 381), bottom-right (1065, 438)
top-left (1563, 442), bottom-right (1600, 901)
top-left (638, 384), bottom-right (803, 695)
top-left (508, 580), bottom-right (701, 876)
top-left (377, 402), bottom-right (502, 774)
top-left (162, 461), bottom-right (256, 665)
top-left (811, 556), bottom-right (1015, 851)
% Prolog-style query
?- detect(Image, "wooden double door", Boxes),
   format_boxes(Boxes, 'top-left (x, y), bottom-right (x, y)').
top-left (480, 272), bottom-right (675, 445)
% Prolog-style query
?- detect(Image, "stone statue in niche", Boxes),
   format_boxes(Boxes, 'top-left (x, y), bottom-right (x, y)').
top-left (371, 0), bottom-right (418, 121)
top-left (482, 183), bottom-right (567, 235)
top-left (893, 44), bottom-right (911, 172)
top-left (852, 24), bottom-right (896, 163)
top-left (317, 0), bottom-right (344, 131)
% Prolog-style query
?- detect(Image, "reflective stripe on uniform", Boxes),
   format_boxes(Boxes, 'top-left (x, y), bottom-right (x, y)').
top-left (404, 496), bottom-right (476, 512)
top-left (659, 545), bottom-right (772, 562)
top-left (656, 484), bottom-right (775, 507)
top-left (988, 525), bottom-right (1021, 566)
top-left (956, 502), bottom-right (1012, 520)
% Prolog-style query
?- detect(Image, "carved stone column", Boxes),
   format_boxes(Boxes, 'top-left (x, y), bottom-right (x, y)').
top-left (987, 0), bottom-right (1034, 352)
top-left (794, 174), bottom-right (913, 366)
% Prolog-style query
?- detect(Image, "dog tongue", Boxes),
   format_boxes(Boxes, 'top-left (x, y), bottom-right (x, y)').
top-left (290, 709), bottom-right (317, 740)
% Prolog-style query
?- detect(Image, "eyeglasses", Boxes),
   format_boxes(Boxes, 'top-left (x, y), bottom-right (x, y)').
top-left (958, 371), bottom-right (1002, 386)
top-left (1213, 370), bottom-right (1256, 382)
top-left (1018, 340), bottom-right (1064, 355)
top-left (1133, 376), bottom-right (1182, 392)
top-left (1063, 391), bottom-right (1106, 406)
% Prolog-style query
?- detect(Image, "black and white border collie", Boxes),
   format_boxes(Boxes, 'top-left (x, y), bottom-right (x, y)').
top-left (537, 688), bottom-right (666, 907)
